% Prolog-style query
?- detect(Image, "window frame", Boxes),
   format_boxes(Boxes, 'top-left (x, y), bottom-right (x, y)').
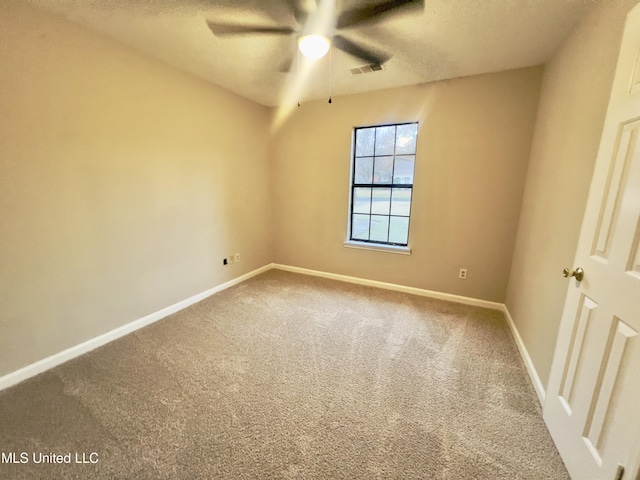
top-left (345, 121), bottom-right (418, 252)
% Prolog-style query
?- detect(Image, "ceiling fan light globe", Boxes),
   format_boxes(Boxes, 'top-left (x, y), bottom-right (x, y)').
top-left (298, 35), bottom-right (330, 60)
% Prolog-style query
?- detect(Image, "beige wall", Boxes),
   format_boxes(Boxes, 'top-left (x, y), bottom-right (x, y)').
top-left (270, 68), bottom-right (543, 302)
top-left (505, 0), bottom-right (639, 388)
top-left (0, 3), bottom-right (272, 376)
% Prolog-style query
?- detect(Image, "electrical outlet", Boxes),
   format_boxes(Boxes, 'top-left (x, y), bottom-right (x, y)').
top-left (235, 253), bottom-right (240, 263)
top-left (459, 268), bottom-right (468, 279)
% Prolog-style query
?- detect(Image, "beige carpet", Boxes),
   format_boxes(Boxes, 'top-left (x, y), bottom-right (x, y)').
top-left (0, 270), bottom-right (569, 479)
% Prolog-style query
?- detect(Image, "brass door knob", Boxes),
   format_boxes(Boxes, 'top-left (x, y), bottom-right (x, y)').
top-left (563, 267), bottom-right (584, 282)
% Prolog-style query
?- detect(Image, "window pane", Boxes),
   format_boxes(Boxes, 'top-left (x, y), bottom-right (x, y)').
top-left (353, 187), bottom-right (371, 214)
top-left (352, 214), bottom-right (370, 240)
top-left (350, 122), bottom-right (417, 247)
top-left (373, 156), bottom-right (393, 184)
top-left (393, 155), bottom-right (415, 184)
top-left (375, 126), bottom-right (395, 156)
top-left (354, 157), bottom-right (373, 184)
top-left (371, 188), bottom-right (391, 215)
top-left (389, 216), bottom-right (409, 244)
top-left (370, 215), bottom-right (390, 242)
top-left (390, 188), bottom-right (411, 216)
top-left (356, 128), bottom-right (375, 157)
top-left (395, 123), bottom-right (417, 155)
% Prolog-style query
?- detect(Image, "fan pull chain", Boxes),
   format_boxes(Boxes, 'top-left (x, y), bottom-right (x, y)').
top-left (328, 45), bottom-right (332, 104)
top-left (297, 49), bottom-right (301, 107)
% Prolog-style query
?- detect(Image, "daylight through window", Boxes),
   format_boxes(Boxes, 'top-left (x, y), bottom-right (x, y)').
top-left (349, 122), bottom-right (418, 246)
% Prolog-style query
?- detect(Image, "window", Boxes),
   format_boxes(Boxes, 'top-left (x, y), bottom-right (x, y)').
top-left (347, 122), bottom-right (418, 248)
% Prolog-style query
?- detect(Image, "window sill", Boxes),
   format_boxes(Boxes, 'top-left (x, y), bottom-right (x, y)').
top-left (343, 241), bottom-right (411, 255)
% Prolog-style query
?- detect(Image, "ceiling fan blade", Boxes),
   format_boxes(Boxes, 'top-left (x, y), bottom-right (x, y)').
top-left (279, 53), bottom-right (296, 72)
top-left (283, 0), bottom-right (309, 25)
top-left (206, 21), bottom-right (295, 37)
top-left (333, 35), bottom-right (390, 65)
top-left (336, 0), bottom-right (424, 29)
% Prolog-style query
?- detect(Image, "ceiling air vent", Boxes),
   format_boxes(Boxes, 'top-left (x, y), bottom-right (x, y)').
top-left (350, 63), bottom-right (385, 75)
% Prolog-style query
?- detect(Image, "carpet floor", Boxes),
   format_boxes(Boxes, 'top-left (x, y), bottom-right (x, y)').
top-left (0, 270), bottom-right (569, 479)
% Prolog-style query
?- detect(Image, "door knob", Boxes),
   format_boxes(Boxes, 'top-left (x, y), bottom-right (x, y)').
top-left (563, 267), bottom-right (584, 282)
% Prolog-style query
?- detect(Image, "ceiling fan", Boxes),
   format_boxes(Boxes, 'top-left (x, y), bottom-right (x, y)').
top-left (206, 0), bottom-right (424, 72)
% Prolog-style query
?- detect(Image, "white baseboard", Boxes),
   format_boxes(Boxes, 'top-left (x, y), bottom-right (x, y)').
top-left (1, 261), bottom-right (546, 409)
top-left (272, 263), bottom-right (504, 311)
top-left (0, 264), bottom-right (272, 392)
top-left (501, 304), bottom-right (546, 405)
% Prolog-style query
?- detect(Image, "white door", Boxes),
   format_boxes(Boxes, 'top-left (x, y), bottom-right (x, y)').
top-left (543, 3), bottom-right (640, 480)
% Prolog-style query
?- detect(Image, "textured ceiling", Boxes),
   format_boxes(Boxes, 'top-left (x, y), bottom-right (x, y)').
top-left (32, 0), bottom-right (596, 107)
